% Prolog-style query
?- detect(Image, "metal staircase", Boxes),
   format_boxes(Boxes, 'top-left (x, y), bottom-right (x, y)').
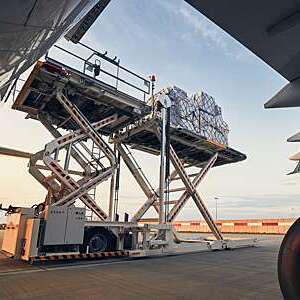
top-left (29, 90), bottom-right (118, 220)
top-left (86, 141), bottom-right (103, 220)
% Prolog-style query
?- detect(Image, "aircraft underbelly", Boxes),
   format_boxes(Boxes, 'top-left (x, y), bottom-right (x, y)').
top-left (0, 0), bottom-right (97, 98)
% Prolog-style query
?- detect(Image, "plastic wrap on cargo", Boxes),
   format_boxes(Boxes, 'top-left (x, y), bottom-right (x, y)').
top-left (153, 86), bottom-right (229, 145)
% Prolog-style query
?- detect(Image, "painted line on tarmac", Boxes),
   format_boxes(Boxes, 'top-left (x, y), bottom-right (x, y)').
top-left (0, 268), bottom-right (46, 277)
top-left (0, 259), bottom-right (137, 277)
top-left (44, 258), bottom-right (136, 271)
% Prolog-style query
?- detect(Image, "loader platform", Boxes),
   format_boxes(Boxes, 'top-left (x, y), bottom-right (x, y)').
top-left (12, 58), bottom-right (246, 168)
top-left (115, 118), bottom-right (246, 167)
top-left (12, 58), bottom-right (151, 134)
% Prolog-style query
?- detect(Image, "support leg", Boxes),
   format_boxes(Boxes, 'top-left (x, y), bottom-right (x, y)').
top-left (167, 153), bottom-right (218, 222)
top-left (170, 146), bottom-right (223, 240)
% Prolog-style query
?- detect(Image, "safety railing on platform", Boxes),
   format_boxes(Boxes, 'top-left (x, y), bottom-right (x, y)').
top-left (46, 42), bottom-right (151, 101)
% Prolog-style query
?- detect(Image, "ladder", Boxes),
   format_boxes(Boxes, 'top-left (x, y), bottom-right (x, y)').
top-left (86, 141), bottom-right (102, 220)
top-left (31, 90), bottom-right (118, 220)
top-left (116, 143), bottom-right (160, 223)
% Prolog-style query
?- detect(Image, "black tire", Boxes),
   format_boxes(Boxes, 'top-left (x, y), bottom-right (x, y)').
top-left (81, 228), bottom-right (117, 253)
top-left (278, 217), bottom-right (300, 299)
top-left (88, 233), bottom-right (108, 252)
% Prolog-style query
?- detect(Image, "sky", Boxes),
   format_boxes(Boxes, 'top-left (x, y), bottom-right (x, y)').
top-left (1, 0), bottom-right (300, 221)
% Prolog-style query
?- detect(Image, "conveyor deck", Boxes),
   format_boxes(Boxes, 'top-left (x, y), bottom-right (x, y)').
top-left (12, 59), bottom-right (150, 134)
top-left (115, 118), bottom-right (246, 167)
top-left (12, 59), bottom-right (246, 167)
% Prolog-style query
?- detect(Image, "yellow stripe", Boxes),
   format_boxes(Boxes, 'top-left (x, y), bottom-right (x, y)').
top-left (35, 250), bottom-right (129, 262)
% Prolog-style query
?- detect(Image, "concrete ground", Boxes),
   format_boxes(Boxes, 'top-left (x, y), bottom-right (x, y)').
top-left (0, 233), bottom-right (283, 300)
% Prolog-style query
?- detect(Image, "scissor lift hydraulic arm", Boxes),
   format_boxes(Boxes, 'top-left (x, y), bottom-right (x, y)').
top-left (30, 89), bottom-right (118, 220)
top-left (114, 92), bottom-right (223, 241)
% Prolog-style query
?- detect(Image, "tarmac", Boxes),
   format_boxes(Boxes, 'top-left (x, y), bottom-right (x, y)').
top-left (0, 232), bottom-right (283, 299)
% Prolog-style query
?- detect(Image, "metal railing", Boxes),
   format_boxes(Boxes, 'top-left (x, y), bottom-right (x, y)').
top-left (47, 42), bottom-right (151, 101)
top-left (3, 77), bottom-right (25, 103)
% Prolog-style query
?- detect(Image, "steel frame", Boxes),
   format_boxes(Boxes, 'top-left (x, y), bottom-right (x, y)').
top-left (0, 46), bottom-right (259, 262)
top-left (114, 123), bottom-right (223, 240)
top-left (15, 81), bottom-right (224, 242)
top-left (169, 145), bottom-right (223, 240)
top-left (128, 147), bottom-right (221, 239)
top-left (29, 89), bottom-right (119, 220)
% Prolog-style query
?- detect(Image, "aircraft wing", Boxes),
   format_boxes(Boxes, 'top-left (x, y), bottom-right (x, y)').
top-left (288, 132), bottom-right (300, 142)
top-left (186, 0), bottom-right (300, 82)
top-left (185, 1), bottom-right (300, 109)
top-left (0, 146), bottom-right (32, 159)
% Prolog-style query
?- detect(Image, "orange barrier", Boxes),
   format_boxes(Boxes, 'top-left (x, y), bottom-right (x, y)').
top-left (172, 218), bottom-right (296, 235)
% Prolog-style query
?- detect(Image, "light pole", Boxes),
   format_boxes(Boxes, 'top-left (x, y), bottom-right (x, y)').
top-left (214, 197), bottom-right (219, 220)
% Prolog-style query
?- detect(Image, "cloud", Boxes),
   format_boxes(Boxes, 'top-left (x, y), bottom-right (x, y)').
top-left (178, 5), bottom-right (227, 50)
top-left (157, 0), bottom-right (252, 62)
top-left (158, 1), bottom-right (225, 47)
top-left (281, 180), bottom-right (297, 186)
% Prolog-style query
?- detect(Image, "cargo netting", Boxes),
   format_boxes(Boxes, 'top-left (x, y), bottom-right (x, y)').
top-left (152, 86), bottom-right (229, 146)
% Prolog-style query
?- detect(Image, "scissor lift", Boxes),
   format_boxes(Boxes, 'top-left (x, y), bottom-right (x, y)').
top-left (113, 109), bottom-right (245, 242)
top-left (1, 43), bottom-right (254, 262)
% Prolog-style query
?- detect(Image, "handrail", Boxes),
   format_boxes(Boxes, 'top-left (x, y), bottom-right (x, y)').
top-left (47, 42), bottom-right (150, 101)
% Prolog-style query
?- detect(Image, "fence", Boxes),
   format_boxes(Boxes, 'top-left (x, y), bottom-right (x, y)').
top-left (173, 218), bottom-right (295, 235)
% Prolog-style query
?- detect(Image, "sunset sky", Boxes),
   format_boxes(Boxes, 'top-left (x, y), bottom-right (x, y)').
top-left (1, 0), bottom-right (300, 221)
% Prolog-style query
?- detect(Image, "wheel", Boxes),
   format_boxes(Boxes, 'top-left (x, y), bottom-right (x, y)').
top-left (278, 217), bottom-right (300, 299)
top-left (88, 233), bottom-right (108, 252)
top-left (81, 228), bottom-right (117, 253)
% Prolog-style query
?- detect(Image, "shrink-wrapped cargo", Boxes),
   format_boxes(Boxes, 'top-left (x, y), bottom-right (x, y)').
top-left (152, 86), bottom-right (229, 145)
